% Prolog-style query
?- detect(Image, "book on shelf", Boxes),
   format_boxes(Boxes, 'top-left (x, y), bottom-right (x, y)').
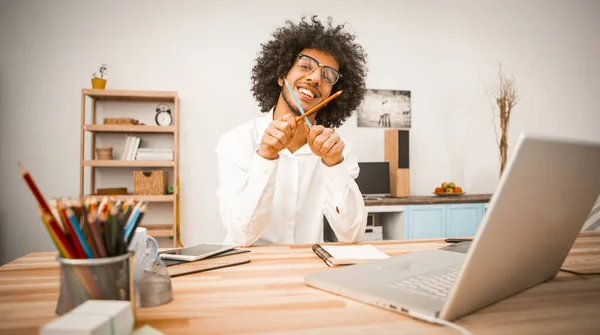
top-left (161, 249), bottom-right (251, 277)
top-left (118, 136), bottom-right (173, 161)
top-left (120, 135), bottom-right (141, 160)
top-left (135, 148), bottom-right (173, 161)
top-left (312, 244), bottom-right (389, 267)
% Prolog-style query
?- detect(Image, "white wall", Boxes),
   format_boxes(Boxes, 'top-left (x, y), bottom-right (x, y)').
top-left (1, 0), bottom-right (599, 264)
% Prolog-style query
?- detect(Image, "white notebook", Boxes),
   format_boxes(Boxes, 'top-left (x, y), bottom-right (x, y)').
top-left (312, 244), bottom-right (389, 266)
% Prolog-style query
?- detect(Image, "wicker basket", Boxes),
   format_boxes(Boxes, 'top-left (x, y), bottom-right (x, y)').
top-left (96, 147), bottom-right (113, 160)
top-left (133, 170), bottom-right (167, 195)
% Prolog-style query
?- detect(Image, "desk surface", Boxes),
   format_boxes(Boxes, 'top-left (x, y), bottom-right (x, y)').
top-left (1, 232), bottom-right (600, 335)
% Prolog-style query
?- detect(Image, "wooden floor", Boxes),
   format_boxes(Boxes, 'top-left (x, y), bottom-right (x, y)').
top-left (1, 232), bottom-right (600, 334)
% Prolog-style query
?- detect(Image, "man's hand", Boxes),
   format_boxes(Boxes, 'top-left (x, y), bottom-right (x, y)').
top-left (305, 124), bottom-right (345, 166)
top-left (257, 114), bottom-right (297, 160)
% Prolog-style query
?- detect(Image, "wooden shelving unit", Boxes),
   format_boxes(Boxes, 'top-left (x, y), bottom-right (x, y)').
top-left (79, 88), bottom-right (181, 247)
top-left (84, 124), bottom-right (176, 133)
top-left (82, 160), bottom-right (175, 167)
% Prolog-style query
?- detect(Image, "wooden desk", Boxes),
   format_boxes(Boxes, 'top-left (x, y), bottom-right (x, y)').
top-left (364, 194), bottom-right (492, 207)
top-left (1, 232), bottom-right (600, 335)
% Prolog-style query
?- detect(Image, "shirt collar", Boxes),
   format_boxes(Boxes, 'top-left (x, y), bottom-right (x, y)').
top-left (254, 107), bottom-right (312, 155)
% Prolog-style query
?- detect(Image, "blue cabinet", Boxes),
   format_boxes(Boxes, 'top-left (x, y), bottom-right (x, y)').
top-left (405, 203), bottom-right (486, 239)
top-left (405, 205), bottom-right (446, 239)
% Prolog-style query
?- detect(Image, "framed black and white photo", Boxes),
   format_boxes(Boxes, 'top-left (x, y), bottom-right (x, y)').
top-left (356, 89), bottom-right (411, 128)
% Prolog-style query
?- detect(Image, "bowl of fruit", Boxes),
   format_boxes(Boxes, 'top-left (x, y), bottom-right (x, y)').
top-left (433, 182), bottom-right (464, 196)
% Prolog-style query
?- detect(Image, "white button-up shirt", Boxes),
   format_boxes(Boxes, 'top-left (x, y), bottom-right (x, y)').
top-left (215, 109), bottom-right (367, 246)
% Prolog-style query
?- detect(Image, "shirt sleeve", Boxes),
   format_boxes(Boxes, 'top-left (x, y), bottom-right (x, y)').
top-left (321, 144), bottom-right (368, 243)
top-left (215, 132), bottom-right (279, 247)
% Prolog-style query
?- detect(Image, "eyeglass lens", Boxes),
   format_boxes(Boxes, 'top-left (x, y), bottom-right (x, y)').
top-left (297, 55), bottom-right (340, 85)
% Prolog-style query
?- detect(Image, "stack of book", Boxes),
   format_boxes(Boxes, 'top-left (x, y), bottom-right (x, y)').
top-left (119, 136), bottom-right (173, 161)
top-left (135, 148), bottom-right (173, 161)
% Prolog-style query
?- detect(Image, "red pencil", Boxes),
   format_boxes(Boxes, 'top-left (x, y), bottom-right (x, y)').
top-left (57, 200), bottom-right (85, 258)
top-left (19, 163), bottom-right (76, 258)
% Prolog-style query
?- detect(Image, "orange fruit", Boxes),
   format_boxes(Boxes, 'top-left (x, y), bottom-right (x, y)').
top-left (454, 187), bottom-right (463, 193)
top-left (435, 187), bottom-right (442, 193)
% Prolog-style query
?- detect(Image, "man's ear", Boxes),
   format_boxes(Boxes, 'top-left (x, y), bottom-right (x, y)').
top-left (278, 73), bottom-right (289, 87)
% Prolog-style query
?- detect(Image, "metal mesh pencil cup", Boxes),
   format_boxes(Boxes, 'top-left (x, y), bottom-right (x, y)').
top-left (55, 252), bottom-right (135, 315)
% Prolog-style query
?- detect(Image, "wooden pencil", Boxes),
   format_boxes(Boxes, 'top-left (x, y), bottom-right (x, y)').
top-left (107, 204), bottom-right (119, 256)
top-left (294, 90), bottom-right (343, 122)
top-left (57, 200), bottom-right (85, 259)
top-left (81, 205), bottom-right (99, 258)
top-left (88, 211), bottom-right (107, 257)
top-left (38, 207), bottom-right (70, 258)
top-left (19, 163), bottom-right (76, 258)
top-left (66, 207), bottom-right (93, 258)
top-left (125, 202), bottom-right (147, 247)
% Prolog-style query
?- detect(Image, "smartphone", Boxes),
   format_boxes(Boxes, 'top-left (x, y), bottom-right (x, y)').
top-left (158, 243), bottom-right (238, 261)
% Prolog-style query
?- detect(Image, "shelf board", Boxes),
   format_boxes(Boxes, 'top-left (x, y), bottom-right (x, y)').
top-left (83, 160), bottom-right (174, 167)
top-left (142, 224), bottom-right (174, 237)
top-left (83, 89), bottom-right (177, 101)
top-left (84, 124), bottom-right (175, 133)
top-left (88, 194), bottom-right (175, 202)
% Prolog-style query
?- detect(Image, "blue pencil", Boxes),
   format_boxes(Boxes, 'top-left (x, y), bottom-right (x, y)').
top-left (66, 208), bottom-right (94, 258)
top-left (284, 78), bottom-right (312, 129)
top-left (124, 201), bottom-right (144, 239)
top-left (124, 202), bottom-right (147, 242)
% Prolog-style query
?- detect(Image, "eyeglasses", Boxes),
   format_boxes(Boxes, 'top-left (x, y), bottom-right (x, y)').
top-left (295, 53), bottom-right (342, 85)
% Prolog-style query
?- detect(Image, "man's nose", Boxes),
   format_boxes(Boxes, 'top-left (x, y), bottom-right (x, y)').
top-left (306, 66), bottom-right (322, 86)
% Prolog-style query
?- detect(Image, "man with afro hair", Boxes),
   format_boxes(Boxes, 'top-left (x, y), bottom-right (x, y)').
top-left (215, 16), bottom-right (369, 246)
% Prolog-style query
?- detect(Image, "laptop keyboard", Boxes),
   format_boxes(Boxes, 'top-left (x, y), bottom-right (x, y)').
top-left (388, 264), bottom-right (461, 300)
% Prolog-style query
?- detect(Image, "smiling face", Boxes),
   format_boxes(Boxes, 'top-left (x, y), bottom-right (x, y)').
top-left (276, 48), bottom-right (340, 118)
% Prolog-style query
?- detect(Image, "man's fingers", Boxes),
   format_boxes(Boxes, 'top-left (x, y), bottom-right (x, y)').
top-left (327, 140), bottom-right (345, 157)
top-left (307, 125), bottom-right (326, 144)
top-left (312, 128), bottom-right (333, 150)
top-left (265, 127), bottom-right (288, 147)
top-left (279, 114), bottom-right (297, 134)
top-left (320, 135), bottom-right (338, 154)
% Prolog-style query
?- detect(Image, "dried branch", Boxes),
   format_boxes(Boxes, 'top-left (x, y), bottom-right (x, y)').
top-left (489, 63), bottom-right (519, 177)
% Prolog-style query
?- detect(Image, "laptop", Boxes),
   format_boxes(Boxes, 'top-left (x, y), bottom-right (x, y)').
top-left (305, 133), bottom-right (600, 323)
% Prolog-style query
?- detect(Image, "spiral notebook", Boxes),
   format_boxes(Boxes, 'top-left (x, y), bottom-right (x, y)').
top-left (312, 244), bottom-right (389, 267)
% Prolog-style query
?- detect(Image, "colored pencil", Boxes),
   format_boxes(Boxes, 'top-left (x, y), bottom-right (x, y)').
top-left (87, 211), bottom-right (107, 257)
top-left (21, 163), bottom-right (153, 261)
top-left (294, 90), bottom-right (343, 123)
top-left (19, 163), bottom-right (76, 258)
top-left (65, 207), bottom-right (94, 258)
top-left (284, 78), bottom-right (312, 129)
top-left (125, 202), bottom-right (147, 246)
top-left (56, 201), bottom-right (85, 259)
top-left (38, 207), bottom-right (70, 258)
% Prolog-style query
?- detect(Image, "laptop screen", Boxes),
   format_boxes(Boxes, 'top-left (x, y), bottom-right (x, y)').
top-left (355, 162), bottom-right (391, 197)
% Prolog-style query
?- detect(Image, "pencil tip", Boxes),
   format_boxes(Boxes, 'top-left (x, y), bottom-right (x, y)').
top-left (18, 162), bottom-right (26, 174)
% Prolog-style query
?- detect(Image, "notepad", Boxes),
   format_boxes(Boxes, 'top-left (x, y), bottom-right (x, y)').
top-left (312, 244), bottom-right (389, 267)
top-left (163, 249), bottom-right (251, 277)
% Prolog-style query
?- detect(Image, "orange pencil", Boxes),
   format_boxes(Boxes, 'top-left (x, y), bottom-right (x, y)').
top-left (57, 200), bottom-right (85, 259)
top-left (19, 163), bottom-right (76, 258)
top-left (295, 90), bottom-right (343, 123)
top-left (38, 207), bottom-right (71, 258)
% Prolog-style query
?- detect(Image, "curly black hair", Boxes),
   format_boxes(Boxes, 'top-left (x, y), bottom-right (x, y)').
top-left (251, 15), bottom-right (368, 129)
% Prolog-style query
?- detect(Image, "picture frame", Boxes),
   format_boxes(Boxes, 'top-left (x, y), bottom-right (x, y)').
top-left (357, 89), bottom-right (411, 128)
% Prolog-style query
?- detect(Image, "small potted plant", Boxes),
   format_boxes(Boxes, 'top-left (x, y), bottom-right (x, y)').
top-left (91, 63), bottom-right (107, 89)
